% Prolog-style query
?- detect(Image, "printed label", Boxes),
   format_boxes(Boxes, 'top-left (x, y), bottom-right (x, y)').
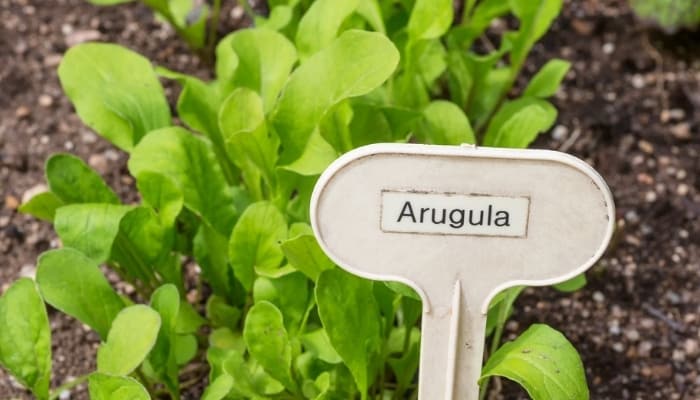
top-left (381, 191), bottom-right (530, 237)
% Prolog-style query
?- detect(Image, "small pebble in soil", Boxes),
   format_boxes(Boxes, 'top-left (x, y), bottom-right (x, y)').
top-left (685, 339), bottom-right (699, 357)
top-left (637, 172), bottom-right (653, 185)
top-left (4, 195), bottom-right (19, 210)
top-left (645, 191), bottom-right (657, 202)
top-left (231, 5), bottom-right (245, 19)
top-left (15, 106), bottom-right (30, 119)
top-left (88, 153), bottom-right (108, 175)
top-left (625, 328), bottom-right (640, 342)
top-left (38, 94), bottom-right (53, 107)
top-left (670, 123), bottom-right (691, 140)
top-left (602, 42), bottom-right (615, 54)
top-left (677, 184), bottom-right (690, 196)
top-left (638, 341), bottom-right (653, 357)
top-left (551, 124), bottom-right (568, 140)
top-left (593, 291), bottom-right (605, 303)
top-left (638, 140), bottom-right (654, 154)
top-left (673, 349), bottom-right (685, 362)
top-left (625, 210), bottom-right (640, 224)
top-left (631, 74), bottom-right (645, 89)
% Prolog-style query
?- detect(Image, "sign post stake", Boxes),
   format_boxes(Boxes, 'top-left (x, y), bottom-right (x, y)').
top-left (310, 143), bottom-right (615, 399)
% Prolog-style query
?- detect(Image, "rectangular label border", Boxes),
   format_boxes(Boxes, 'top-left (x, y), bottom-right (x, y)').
top-left (379, 189), bottom-right (531, 239)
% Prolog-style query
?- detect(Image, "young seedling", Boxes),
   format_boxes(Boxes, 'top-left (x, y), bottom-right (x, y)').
top-left (311, 143), bottom-right (615, 399)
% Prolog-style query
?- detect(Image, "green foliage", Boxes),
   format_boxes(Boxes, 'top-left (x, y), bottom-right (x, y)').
top-left (480, 324), bottom-right (589, 400)
top-left (86, 0), bottom-right (210, 51)
top-left (36, 248), bottom-right (125, 339)
top-left (6, 0), bottom-right (588, 398)
top-left (97, 305), bottom-right (161, 375)
top-left (88, 373), bottom-right (151, 400)
top-left (630, 0), bottom-right (700, 31)
top-left (0, 279), bottom-right (51, 400)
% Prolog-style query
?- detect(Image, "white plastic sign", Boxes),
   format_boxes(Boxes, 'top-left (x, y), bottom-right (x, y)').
top-left (310, 143), bottom-right (615, 400)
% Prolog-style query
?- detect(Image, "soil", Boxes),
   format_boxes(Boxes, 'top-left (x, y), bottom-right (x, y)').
top-left (0, 0), bottom-right (699, 399)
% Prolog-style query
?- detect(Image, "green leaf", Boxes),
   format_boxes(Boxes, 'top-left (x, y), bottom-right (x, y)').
top-left (228, 202), bottom-right (287, 290)
top-left (419, 100), bottom-right (475, 145)
top-left (226, 28), bottom-right (298, 112)
top-left (151, 73), bottom-right (220, 139)
top-left (507, 0), bottom-right (563, 66)
top-left (18, 191), bottom-right (64, 222)
top-left (129, 127), bottom-right (238, 236)
top-left (46, 154), bottom-right (120, 205)
top-left (480, 324), bottom-right (589, 400)
top-left (58, 43), bottom-right (171, 151)
top-left (272, 29), bottom-right (399, 163)
top-left (194, 224), bottom-right (235, 301)
top-left (280, 230), bottom-right (334, 282)
top-left (243, 301), bottom-right (296, 392)
top-left (553, 274), bottom-right (587, 293)
top-left (136, 172), bottom-right (184, 227)
top-left (201, 374), bottom-right (234, 400)
top-left (155, 69), bottom-right (232, 181)
top-left (446, 49), bottom-right (473, 109)
top-left (0, 279), bottom-right (51, 400)
top-left (206, 295), bottom-right (241, 330)
top-left (255, 5), bottom-right (294, 31)
top-left (221, 349), bottom-right (284, 398)
top-left (414, 39), bottom-right (447, 87)
top-left (356, 0), bottom-right (385, 33)
top-left (36, 248), bottom-right (124, 339)
top-left (316, 268), bottom-right (382, 394)
top-left (295, 0), bottom-right (360, 60)
top-left (300, 329), bottom-right (342, 364)
top-left (280, 130), bottom-right (338, 176)
top-left (253, 273), bottom-right (309, 336)
top-left (97, 305), bottom-right (161, 375)
top-left (483, 97), bottom-right (557, 148)
top-left (486, 286), bottom-right (524, 337)
top-left (218, 88), bottom-right (277, 185)
top-left (54, 204), bottom-right (132, 263)
top-left (166, 0), bottom-right (208, 48)
top-left (383, 281), bottom-right (421, 302)
top-left (88, 373), bottom-right (151, 400)
top-left (174, 334), bottom-right (198, 365)
top-left (148, 284), bottom-right (180, 396)
top-left (407, 0), bottom-right (453, 41)
top-left (175, 301), bottom-right (206, 334)
top-left (387, 327), bottom-right (420, 390)
top-left (447, 0), bottom-right (510, 49)
top-left (523, 59), bottom-right (571, 98)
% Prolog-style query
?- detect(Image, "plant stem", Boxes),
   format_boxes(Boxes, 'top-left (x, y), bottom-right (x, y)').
top-left (49, 374), bottom-right (90, 400)
top-left (239, 0), bottom-right (256, 20)
top-left (206, 0), bottom-right (222, 58)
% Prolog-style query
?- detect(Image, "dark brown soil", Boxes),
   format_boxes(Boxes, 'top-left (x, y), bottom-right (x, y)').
top-left (1, 0), bottom-right (699, 399)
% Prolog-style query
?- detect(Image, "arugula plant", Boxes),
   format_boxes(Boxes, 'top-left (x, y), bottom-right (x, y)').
top-left (630, 0), bottom-right (700, 32)
top-left (3, 0), bottom-right (591, 399)
top-left (85, 0), bottom-right (219, 56)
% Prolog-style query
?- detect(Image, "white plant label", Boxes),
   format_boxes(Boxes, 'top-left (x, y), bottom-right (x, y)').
top-left (310, 143), bottom-right (615, 400)
top-left (381, 191), bottom-right (530, 237)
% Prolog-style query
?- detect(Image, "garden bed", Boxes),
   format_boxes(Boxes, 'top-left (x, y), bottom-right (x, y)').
top-left (0, 0), bottom-right (698, 398)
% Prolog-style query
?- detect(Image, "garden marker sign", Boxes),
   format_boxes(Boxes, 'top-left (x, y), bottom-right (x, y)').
top-left (310, 143), bottom-right (615, 400)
